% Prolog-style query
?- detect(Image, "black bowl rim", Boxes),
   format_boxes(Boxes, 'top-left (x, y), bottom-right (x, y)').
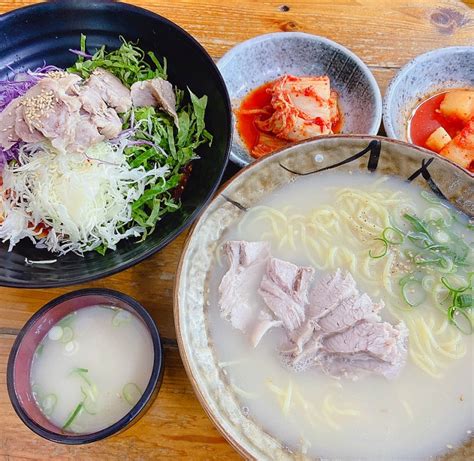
top-left (7, 288), bottom-right (164, 444)
top-left (0, 0), bottom-right (232, 289)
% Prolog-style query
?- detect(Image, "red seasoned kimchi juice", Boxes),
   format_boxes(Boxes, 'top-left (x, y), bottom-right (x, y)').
top-left (236, 80), bottom-right (342, 159)
top-left (408, 91), bottom-right (465, 149)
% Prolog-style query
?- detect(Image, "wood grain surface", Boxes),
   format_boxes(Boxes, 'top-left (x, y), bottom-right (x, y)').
top-left (0, 0), bottom-right (473, 459)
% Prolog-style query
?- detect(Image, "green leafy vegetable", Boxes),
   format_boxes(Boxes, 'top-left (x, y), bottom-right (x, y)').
top-left (68, 34), bottom-right (167, 87)
top-left (123, 90), bottom-right (212, 236)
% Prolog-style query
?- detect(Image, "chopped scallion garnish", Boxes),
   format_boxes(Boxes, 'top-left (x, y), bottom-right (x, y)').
top-left (122, 383), bottom-right (142, 406)
top-left (382, 226), bottom-right (404, 244)
top-left (401, 280), bottom-right (426, 307)
top-left (42, 394), bottom-right (57, 416)
top-left (62, 402), bottom-right (84, 430)
top-left (369, 238), bottom-right (388, 258)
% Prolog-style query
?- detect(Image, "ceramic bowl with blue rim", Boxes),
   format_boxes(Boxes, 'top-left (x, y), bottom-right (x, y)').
top-left (383, 46), bottom-right (474, 141)
top-left (217, 32), bottom-right (382, 167)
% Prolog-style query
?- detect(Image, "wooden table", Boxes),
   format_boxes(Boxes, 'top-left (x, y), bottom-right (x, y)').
top-left (0, 0), bottom-right (472, 459)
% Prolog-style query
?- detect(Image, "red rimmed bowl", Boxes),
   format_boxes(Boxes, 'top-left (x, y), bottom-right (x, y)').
top-left (7, 288), bottom-right (164, 444)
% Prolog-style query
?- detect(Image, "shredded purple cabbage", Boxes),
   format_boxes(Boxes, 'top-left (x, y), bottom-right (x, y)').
top-left (69, 49), bottom-right (93, 59)
top-left (128, 140), bottom-right (155, 147)
top-left (0, 64), bottom-right (62, 168)
top-left (0, 64), bottom-right (62, 112)
top-left (0, 142), bottom-right (20, 169)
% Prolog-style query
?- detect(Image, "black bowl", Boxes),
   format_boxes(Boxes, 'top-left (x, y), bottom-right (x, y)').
top-left (7, 288), bottom-right (164, 444)
top-left (0, 1), bottom-right (231, 287)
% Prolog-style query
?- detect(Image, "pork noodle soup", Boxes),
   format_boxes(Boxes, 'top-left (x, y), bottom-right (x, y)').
top-left (208, 171), bottom-right (473, 459)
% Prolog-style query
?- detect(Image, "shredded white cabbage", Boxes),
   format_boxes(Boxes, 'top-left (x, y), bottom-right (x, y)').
top-left (0, 140), bottom-right (168, 255)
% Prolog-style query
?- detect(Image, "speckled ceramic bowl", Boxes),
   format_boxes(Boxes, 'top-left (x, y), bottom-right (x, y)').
top-left (217, 33), bottom-right (382, 167)
top-left (175, 135), bottom-right (473, 460)
top-left (383, 46), bottom-right (474, 141)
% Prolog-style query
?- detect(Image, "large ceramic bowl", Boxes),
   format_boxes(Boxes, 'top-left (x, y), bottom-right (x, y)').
top-left (175, 135), bottom-right (473, 460)
top-left (383, 46), bottom-right (474, 141)
top-left (0, 1), bottom-right (231, 287)
top-left (217, 33), bottom-right (382, 167)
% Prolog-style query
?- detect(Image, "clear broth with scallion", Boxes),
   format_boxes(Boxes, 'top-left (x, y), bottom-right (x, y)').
top-left (209, 172), bottom-right (473, 459)
top-left (30, 305), bottom-right (154, 433)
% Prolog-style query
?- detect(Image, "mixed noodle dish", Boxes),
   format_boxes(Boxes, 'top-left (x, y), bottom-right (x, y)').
top-left (0, 36), bottom-right (211, 255)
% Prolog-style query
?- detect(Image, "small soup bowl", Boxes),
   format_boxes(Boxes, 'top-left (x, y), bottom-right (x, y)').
top-left (7, 288), bottom-right (163, 444)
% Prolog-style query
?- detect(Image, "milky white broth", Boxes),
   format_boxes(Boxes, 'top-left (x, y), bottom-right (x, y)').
top-left (30, 306), bottom-right (153, 433)
top-left (208, 172), bottom-right (473, 459)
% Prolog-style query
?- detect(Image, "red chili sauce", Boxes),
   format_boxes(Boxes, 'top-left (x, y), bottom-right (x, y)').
top-left (408, 91), bottom-right (465, 148)
top-left (236, 82), bottom-right (285, 158)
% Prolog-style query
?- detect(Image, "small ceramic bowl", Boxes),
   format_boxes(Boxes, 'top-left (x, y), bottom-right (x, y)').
top-left (383, 46), bottom-right (474, 141)
top-left (7, 288), bottom-right (164, 444)
top-left (217, 32), bottom-right (382, 167)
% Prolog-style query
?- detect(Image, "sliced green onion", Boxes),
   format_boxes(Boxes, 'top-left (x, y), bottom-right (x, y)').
top-left (35, 344), bottom-right (44, 357)
top-left (48, 326), bottom-right (63, 341)
top-left (441, 276), bottom-right (469, 293)
top-left (42, 394), bottom-right (57, 416)
top-left (58, 313), bottom-right (75, 328)
top-left (424, 207), bottom-right (450, 225)
top-left (437, 255), bottom-right (454, 273)
top-left (403, 213), bottom-right (432, 238)
top-left (413, 253), bottom-right (441, 266)
top-left (63, 340), bottom-right (79, 356)
top-left (72, 368), bottom-right (92, 386)
top-left (31, 383), bottom-right (41, 397)
top-left (81, 383), bottom-right (98, 402)
top-left (112, 310), bottom-right (132, 327)
top-left (382, 227), bottom-right (404, 244)
top-left (421, 191), bottom-right (440, 204)
top-left (369, 238), bottom-right (388, 258)
top-left (122, 383), bottom-right (142, 406)
top-left (407, 232), bottom-right (432, 248)
top-left (433, 230), bottom-right (450, 244)
top-left (421, 275), bottom-right (436, 291)
top-left (81, 386), bottom-right (99, 415)
top-left (455, 294), bottom-right (473, 309)
top-left (401, 280), bottom-right (426, 307)
top-left (432, 283), bottom-right (451, 310)
top-left (424, 243), bottom-right (449, 251)
top-left (62, 402), bottom-right (84, 430)
top-left (450, 308), bottom-right (473, 335)
top-left (60, 326), bottom-right (74, 343)
top-left (399, 272), bottom-right (422, 287)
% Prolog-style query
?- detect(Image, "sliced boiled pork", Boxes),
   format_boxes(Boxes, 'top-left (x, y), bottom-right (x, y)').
top-left (130, 77), bottom-right (179, 126)
top-left (0, 68), bottom-right (133, 154)
top-left (259, 257), bottom-right (314, 331)
top-left (284, 270), bottom-right (408, 379)
top-left (218, 241), bottom-right (409, 380)
top-left (218, 241), bottom-right (271, 332)
top-left (84, 68), bottom-right (132, 113)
